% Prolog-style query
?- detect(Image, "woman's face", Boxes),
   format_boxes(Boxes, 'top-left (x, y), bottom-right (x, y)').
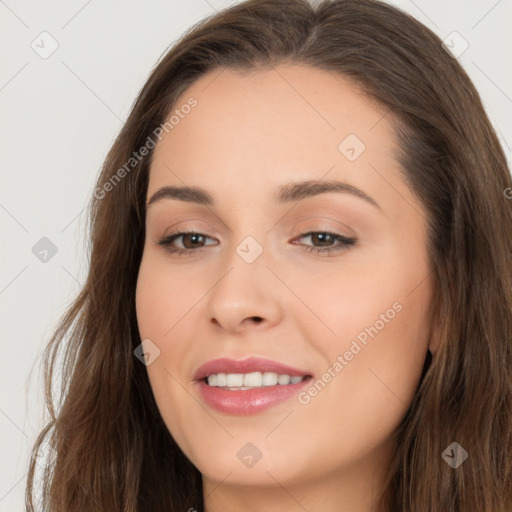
top-left (136, 64), bottom-right (433, 505)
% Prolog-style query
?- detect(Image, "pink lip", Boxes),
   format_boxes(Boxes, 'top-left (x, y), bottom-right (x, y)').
top-left (195, 378), bottom-right (312, 415)
top-left (193, 356), bottom-right (313, 381)
top-left (193, 356), bottom-right (313, 416)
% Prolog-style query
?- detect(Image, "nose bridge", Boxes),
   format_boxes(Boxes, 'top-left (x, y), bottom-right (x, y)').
top-left (223, 208), bottom-right (274, 269)
top-left (205, 229), bottom-right (285, 331)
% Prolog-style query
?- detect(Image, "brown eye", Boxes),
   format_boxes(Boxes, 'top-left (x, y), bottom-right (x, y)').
top-left (294, 231), bottom-right (357, 255)
top-left (157, 231), bottom-right (217, 255)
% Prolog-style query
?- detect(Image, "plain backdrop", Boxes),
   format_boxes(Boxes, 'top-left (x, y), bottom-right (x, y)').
top-left (1, 0), bottom-right (511, 510)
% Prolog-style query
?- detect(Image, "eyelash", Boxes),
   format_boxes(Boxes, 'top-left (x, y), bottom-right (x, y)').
top-left (156, 229), bottom-right (357, 256)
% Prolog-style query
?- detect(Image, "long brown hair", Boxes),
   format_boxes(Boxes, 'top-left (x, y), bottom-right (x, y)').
top-left (26, 0), bottom-right (512, 510)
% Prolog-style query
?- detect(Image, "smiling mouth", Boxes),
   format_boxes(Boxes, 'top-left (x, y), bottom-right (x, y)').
top-left (196, 367), bottom-right (314, 415)
top-left (202, 371), bottom-right (312, 390)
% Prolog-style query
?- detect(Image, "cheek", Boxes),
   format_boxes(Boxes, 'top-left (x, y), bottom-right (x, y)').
top-left (325, 276), bottom-right (430, 434)
top-left (288, 256), bottom-right (411, 355)
top-left (331, 304), bottom-right (429, 448)
top-left (135, 255), bottom-right (202, 339)
top-left (299, 249), bottom-right (431, 426)
top-left (135, 258), bottom-right (197, 450)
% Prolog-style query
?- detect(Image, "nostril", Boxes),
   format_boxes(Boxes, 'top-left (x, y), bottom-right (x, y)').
top-left (251, 316), bottom-right (263, 323)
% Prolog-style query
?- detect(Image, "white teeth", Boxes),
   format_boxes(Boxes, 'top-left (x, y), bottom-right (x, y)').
top-left (206, 371), bottom-right (307, 388)
top-left (244, 371), bottom-right (263, 387)
top-left (277, 374), bottom-right (290, 385)
top-left (226, 373), bottom-right (244, 387)
top-left (262, 372), bottom-right (278, 386)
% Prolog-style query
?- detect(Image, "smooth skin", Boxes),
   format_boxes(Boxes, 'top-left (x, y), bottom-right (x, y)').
top-left (136, 64), bottom-right (435, 512)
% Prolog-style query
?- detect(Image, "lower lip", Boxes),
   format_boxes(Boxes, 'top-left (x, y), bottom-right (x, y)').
top-left (195, 377), bottom-right (312, 415)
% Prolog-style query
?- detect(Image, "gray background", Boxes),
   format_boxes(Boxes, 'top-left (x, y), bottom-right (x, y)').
top-left (1, 0), bottom-right (511, 509)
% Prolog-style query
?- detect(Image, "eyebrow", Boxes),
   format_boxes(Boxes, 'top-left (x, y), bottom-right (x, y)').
top-left (146, 179), bottom-right (381, 210)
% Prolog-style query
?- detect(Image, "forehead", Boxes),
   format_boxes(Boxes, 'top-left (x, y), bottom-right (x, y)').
top-left (148, 63), bottom-right (400, 204)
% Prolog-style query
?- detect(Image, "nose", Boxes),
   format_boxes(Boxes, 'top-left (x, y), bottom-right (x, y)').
top-left (206, 248), bottom-right (286, 334)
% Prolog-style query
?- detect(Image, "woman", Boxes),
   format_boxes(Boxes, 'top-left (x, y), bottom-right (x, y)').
top-left (26, 0), bottom-right (512, 511)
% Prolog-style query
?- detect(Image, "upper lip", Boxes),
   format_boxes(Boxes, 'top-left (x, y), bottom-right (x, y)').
top-left (193, 356), bottom-right (313, 381)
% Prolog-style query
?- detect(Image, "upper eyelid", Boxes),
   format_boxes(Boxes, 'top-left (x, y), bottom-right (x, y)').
top-left (158, 215), bottom-right (356, 236)
top-left (162, 227), bottom-right (352, 237)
